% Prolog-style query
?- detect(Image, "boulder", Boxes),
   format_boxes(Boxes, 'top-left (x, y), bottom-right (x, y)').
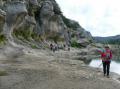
top-left (77, 38), bottom-right (90, 47)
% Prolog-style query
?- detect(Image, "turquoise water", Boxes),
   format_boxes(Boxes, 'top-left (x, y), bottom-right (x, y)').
top-left (89, 59), bottom-right (120, 75)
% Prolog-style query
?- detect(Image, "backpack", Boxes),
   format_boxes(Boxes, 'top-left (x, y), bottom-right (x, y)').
top-left (104, 49), bottom-right (111, 59)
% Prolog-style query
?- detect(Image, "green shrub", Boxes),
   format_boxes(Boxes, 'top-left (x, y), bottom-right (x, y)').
top-left (89, 39), bottom-right (93, 43)
top-left (71, 40), bottom-right (81, 48)
top-left (0, 34), bottom-right (6, 44)
top-left (14, 29), bottom-right (32, 41)
top-left (14, 28), bottom-right (42, 42)
top-left (31, 44), bottom-right (38, 49)
top-left (0, 70), bottom-right (8, 76)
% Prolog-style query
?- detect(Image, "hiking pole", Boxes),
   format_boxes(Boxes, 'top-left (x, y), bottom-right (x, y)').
top-left (98, 63), bottom-right (102, 68)
top-left (97, 63), bottom-right (102, 72)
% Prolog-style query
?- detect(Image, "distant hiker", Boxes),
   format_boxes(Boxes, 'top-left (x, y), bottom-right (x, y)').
top-left (52, 44), bottom-right (56, 52)
top-left (97, 46), bottom-right (112, 78)
top-left (50, 43), bottom-right (53, 51)
top-left (55, 43), bottom-right (58, 51)
top-left (68, 44), bottom-right (71, 51)
top-left (63, 44), bottom-right (66, 50)
top-left (68, 47), bottom-right (70, 51)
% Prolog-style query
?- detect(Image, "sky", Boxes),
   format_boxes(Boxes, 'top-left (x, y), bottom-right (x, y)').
top-left (56, 0), bottom-right (120, 37)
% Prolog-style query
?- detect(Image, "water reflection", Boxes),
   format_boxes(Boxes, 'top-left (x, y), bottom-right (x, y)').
top-left (89, 58), bottom-right (120, 75)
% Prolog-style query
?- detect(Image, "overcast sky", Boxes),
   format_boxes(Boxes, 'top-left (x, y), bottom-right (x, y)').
top-left (56, 0), bottom-right (120, 37)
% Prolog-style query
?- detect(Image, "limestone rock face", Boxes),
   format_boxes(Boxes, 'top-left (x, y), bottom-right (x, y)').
top-left (2, 1), bottom-right (27, 47)
top-left (0, 8), bottom-right (5, 32)
top-left (0, 9), bottom-right (5, 19)
top-left (0, 0), bottom-right (93, 48)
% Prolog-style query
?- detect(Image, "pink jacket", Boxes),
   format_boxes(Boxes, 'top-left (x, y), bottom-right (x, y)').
top-left (101, 49), bottom-right (112, 61)
top-left (97, 49), bottom-right (112, 61)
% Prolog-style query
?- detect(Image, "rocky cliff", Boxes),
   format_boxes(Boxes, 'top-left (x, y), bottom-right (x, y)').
top-left (0, 0), bottom-right (93, 48)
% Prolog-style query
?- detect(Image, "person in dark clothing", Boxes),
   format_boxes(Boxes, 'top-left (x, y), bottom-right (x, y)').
top-left (102, 46), bottom-right (112, 77)
top-left (63, 44), bottom-right (66, 50)
top-left (102, 61), bottom-right (111, 77)
top-left (97, 46), bottom-right (112, 78)
top-left (50, 44), bottom-right (53, 51)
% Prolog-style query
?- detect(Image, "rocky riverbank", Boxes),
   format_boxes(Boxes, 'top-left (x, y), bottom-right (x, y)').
top-left (0, 47), bottom-right (120, 89)
top-left (1, 0), bottom-right (120, 89)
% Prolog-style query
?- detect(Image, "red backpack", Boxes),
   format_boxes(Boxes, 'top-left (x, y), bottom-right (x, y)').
top-left (104, 49), bottom-right (111, 59)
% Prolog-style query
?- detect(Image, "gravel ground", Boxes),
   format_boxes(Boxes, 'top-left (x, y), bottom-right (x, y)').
top-left (0, 48), bottom-right (120, 89)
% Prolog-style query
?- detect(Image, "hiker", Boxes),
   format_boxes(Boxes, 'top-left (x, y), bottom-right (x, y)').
top-left (52, 44), bottom-right (56, 52)
top-left (63, 44), bottom-right (66, 50)
top-left (97, 46), bottom-right (112, 78)
top-left (50, 43), bottom-right (53, 51)
top-left (55, 43), bottom-right (58, 51)
top-left (68, 44), bottom-right (70, 51)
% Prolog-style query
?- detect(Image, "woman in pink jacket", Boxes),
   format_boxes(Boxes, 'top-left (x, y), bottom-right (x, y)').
top-left (97, 46), bottom-right (112, 78)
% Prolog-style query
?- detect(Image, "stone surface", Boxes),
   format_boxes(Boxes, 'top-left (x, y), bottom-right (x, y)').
top-left (0, 0), bottom-right (93, 48)
top-left (0, 48), bottom-right (120, 89)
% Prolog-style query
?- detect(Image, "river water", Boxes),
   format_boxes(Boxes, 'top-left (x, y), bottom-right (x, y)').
top-left (89, 58), bottom-right (120, 75)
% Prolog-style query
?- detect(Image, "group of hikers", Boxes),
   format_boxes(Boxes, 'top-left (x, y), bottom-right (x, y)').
top-left (50, 43), bottom-right (59, 52)
top-left (49, 43), bottom-right (70, 52)
top-left (97, 46), bottom-right (112, 78)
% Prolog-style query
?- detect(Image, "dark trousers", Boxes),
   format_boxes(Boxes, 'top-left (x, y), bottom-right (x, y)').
top-left (102, 61), bottom-right (111, 76)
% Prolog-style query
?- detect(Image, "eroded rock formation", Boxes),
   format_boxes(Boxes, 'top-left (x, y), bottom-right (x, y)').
top-left (0, 0), bottom-right (93, 48)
